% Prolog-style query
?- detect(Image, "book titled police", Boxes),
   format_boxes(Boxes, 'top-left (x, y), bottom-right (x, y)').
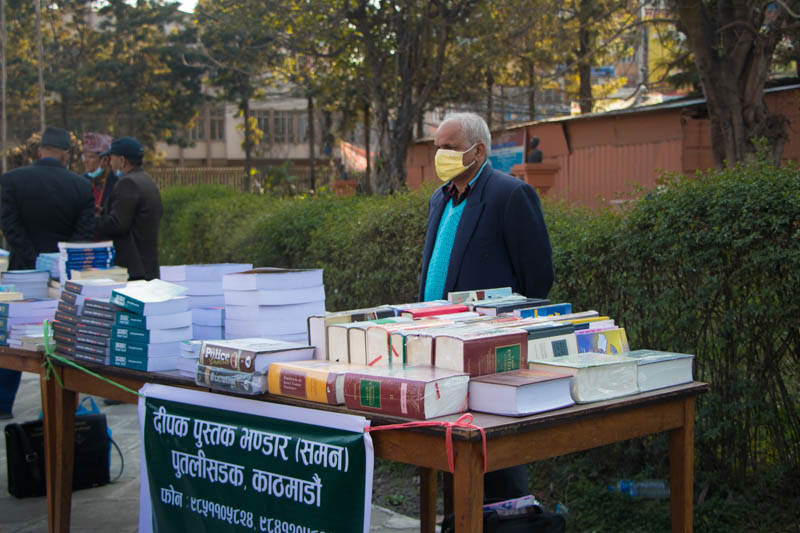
top-left (199, 338), bottom-right (314, 374)
top-left (343, 365), bottom-right (469, 419)
top-left (469, 368), bottom-right (575, 416)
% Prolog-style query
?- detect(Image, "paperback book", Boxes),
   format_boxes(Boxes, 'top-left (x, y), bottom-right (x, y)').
top-left (469, 368), bottom-right (575, 416)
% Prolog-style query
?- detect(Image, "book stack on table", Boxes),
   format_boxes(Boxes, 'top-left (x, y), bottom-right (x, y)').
top-left (159, 263), bottom-right (252, 340)
top-left (54, 279), bottom-right (127, 363)
top-left (108, 280), bottom-right (191, 372)
top-left (177, 339), bottom-right (203, 378)
top-left (57, 241), bottom-right (118, 282)
top-left (221, 268), bottom-right (325, 344)
top-left (1, 269), bottom-right (50, 299)
top-left (35, 253), bottom-right (60, 280)
top-left (0, 298), bottom-right (57, 348)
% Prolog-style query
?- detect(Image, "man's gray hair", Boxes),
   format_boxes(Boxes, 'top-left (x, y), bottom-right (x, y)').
top-left (440, 112), bottom-right (492, 155)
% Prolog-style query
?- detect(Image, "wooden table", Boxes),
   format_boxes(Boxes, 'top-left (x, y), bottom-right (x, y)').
top-left (0, 347), bottom-right (707, 533)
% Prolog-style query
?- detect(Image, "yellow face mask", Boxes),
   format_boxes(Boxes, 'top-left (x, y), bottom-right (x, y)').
top-left (434, 143), bottom-right (477, 182)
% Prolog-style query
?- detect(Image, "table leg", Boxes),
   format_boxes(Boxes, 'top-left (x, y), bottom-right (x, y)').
top-left (443, 472), bottom-right (453, 516)
top-left (40, 374), bottom-right (56, 533)
top-left (452, 440), bottom-right (484, 532)
top-left (419, 467), bottom-right (437, 533)
top-left (669, 396), bottom-right (695, 533)
top-left (47, 371), bottom-right (77, 533)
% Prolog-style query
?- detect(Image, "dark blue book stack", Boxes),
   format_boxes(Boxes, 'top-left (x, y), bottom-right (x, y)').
top-left (57, 241), bottom-right (116, 281)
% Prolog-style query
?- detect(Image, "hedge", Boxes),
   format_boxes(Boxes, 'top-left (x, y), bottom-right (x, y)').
top-left (159, 158), bottom-right (800, 493)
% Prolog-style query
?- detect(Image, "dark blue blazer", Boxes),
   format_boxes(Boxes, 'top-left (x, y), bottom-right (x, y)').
top-left (418, 162), bottom-right (554, 301)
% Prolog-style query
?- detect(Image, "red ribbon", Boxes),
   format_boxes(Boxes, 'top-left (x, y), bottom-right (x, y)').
top-left (365, 413), bottom-right (486, 474)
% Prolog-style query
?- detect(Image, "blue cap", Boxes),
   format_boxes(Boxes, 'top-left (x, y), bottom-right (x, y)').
top-left (100, 136), bottom-right (144, 160)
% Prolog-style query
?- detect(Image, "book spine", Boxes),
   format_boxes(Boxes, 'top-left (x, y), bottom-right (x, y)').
top-left (110, 352), bottom-right (150, 371)
top-left (76, 323), bottom-right (112, 338)
top-left (110, 339), bottom-right (151, 356)
top-left (75, 332), bottom-right (111, 347)
top-left (462, 334), bottom-right (528, 377)
top-left (53, 320), bottom-right (77, 336)
top-left (79, 315), bottom-right (114, 329)
top-left (57, 301), bottom-right (79, 315)
top-left (343, 374), bottom-right (426, 418)
top-left (60, 290), bottom-right (79, 305)
top-left (268, 367), bottom-right (338, 404)
top-left (199, 343), bottom-right (256, 373)
top-left (115, 311), bottom-right (147, 329)
top-left (83, 307), bottom-right (116, 321)
top-left (54, 310), bottom-right (79, 325)
top-left (83, 299), bottom-right (116, 312)
top-left (74, 350), bottom-right (107, 365)
top-left (75, 341), bottom-right (110, 356)
top-left (53, 331), bottom-right (76, 346)
top-left (0, 317), bottom-right (6, 330)
top-left (110, 291), bottom-right (144, 314)
top-left (112, 325), bottom-right (150, 343)
top-left (196, 365), bottom-right (266, 395)
top-left (0, 303), bottom-right (9, 315)
top-left (63, 281), bottom-right (84, 294)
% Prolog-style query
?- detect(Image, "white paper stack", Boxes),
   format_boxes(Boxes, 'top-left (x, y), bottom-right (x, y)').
top-left (160, 263), bottom-right (252, 340)
top-left (222, 268), bottom-right (325, 344)
top-left (1, 270), bottom-right (50, 299)
top-left (177, 339), bottom-right (203, 377)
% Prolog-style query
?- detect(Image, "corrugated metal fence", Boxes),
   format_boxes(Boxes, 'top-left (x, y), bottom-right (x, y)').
top-left (149, 166), bottom-right (337, 194)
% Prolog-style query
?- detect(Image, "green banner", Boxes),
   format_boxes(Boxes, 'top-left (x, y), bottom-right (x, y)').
top-left (138, 384), bottom-right (373, 533)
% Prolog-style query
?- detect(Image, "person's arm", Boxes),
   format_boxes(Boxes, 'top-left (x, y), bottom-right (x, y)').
top-left (96, 178), bottom-right (139, 239)
top-left (503, 184), bottom-right (554, 298)
top-left (71, 188), bottom-right (97, 242)
top-left (0, 179), bottom-right (38, 264)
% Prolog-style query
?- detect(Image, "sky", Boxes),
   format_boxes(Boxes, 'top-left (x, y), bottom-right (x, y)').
top-left (178, 0), bottom-right (196, 13)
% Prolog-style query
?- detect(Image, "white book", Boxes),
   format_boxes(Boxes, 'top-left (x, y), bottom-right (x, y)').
top-left (469, 368), bottom-right (575, 416)
top-left (346, 317), bottom-right (413, 366)
top-left (192, 324), bottom-right (225, 341)
top-left (528, 353), bottom-right (639, 403)
top-left (179, 280), bottom-right (223, 296)
top-left (222, 268), bottom-right (323, 291)
top-left (225, 301), bottom-right (325, 322)
top-left (224, 318), bottom-right (306, 337)
top-left (622, 349), bottom-right (695, 392)
top-left (223, 285), bottom-right (325, 306)
top-left (160, 263), bottom-right (252, 282)
top-left (191, 307), bottom-right (225, 326)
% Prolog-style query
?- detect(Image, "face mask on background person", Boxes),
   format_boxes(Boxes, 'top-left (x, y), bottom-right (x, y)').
top-left (434, 143), bottom-right (477, 182)
top-left (86, 167), bottom-right (103, 179)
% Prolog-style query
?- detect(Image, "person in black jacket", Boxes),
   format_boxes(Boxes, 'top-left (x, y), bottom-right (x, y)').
top-left (95, 137), bottom-right (162, 281)
top-left (81, 132), bottom-right (118, 215)
top-left (0, 125), bottom-right (95, 418)
top-left (0, 125), bottom-right (96, 270)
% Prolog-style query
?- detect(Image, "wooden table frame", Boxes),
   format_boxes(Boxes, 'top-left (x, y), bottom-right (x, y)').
top-left (0, 348), bottom-right (706, 533)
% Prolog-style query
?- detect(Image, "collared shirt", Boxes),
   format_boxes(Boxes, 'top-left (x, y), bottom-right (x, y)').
top-left (423, 160), bottom-right (489, 301)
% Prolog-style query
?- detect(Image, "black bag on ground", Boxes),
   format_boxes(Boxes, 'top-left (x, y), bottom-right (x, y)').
top-left (4, 413), bottom-right (111, 498)
top-left (440, 503), bottom-right (566, 533)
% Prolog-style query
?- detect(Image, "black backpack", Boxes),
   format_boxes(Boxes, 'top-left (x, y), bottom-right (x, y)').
top-left (440, 503), bottom-right (566, 533)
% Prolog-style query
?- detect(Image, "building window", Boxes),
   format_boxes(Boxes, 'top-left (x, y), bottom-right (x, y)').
top-left (209, 106), bottom-right (225, 140)
top-left (256, 109), bottom-right (310, 144)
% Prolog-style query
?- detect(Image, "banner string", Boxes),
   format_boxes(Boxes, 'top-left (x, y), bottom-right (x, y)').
top-left (365, 413), bottom-right (487, 474)
top-left (42, 320), bottom-right (146, 399)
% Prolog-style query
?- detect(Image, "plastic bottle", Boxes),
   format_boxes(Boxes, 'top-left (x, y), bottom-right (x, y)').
top-left (608, 479), bottom-right (670, 499)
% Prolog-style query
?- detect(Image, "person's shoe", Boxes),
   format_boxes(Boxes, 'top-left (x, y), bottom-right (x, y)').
top-left (102, 399), bottom-right (123, 406)
top-left (0, 412), bottom-right (12, 420)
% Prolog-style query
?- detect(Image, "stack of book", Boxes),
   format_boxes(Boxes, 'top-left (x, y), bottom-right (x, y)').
top-left (307, 305), bottom-right (397, 361)
top-left (69, 266), bottom-right (129, 282)
top-left (0, 249), bottom-right (8, 273)
top-left (177, 339), bottom-right (203, 378)
top-left (222, 268), bottom-right (325, 344)
top-left (196, 337), bottom-right (315, 394)
top-left (6, 322), bottom-right (46, 350)
top-left (1, 270), bottom-right (50, 299)
top-left (108, 280), bottom-right (191, 372)
top-left (35, 253), bottom-right (60, 279)
top-left (1, 298), bottom-right (58, 348)
top-left (57, 241), bottom-right (116, 281)
top-left (53, 278), bottom-right (126, 363)
top-left (0, 284), bottom-right (23, 302)
top-left (159, 263), bottom-right (251, 340)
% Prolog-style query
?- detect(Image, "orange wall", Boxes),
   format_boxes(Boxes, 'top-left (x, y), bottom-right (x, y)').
top-left (406, 88), bottom-right (800, 208)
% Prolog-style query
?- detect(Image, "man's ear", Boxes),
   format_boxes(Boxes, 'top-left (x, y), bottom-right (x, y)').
top-left (476, 142), bottom-right (487, 162)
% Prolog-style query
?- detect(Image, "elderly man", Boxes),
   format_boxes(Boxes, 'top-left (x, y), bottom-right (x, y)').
top-left (96, 137), bottom-right (162, 281)
top-left (0, 125), bottom-right (95, 419)
top-left (418, 112), bottom-right (555, 501)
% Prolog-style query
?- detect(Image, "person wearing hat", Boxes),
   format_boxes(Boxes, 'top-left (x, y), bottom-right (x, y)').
top-left (81, 132), bottom-right (119, 215)
top-left (95, 136), bottom-right (162, 281)
top-left (0, 125), bottom-right (95, 419)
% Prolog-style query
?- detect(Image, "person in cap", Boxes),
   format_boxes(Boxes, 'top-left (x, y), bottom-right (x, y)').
top-left (81, 132), bottom-right (118, 215)
top-left (95, 136), bottom-right (162, 281)
top-left (0, 125), bottom-right (95, 419)
top-left (418, 113), bottom-right (554, 502)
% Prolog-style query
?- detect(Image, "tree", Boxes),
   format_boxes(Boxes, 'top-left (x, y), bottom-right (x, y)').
top-left (193, 0), bottom-right (284, 179)
top-left (671, 0), bottom-right (793, 167)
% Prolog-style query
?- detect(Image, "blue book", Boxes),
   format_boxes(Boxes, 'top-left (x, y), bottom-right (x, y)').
top-left (516, 302), bottom-right (573, 319)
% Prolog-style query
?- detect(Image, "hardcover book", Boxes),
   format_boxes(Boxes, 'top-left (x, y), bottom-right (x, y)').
top-left (343, 365), bottom-right (469, 419)
top-left (468, 368), bottom-right (575, 416)
top-left (199, 338), bottom-right (315, 374)
top-left (576, 327), bottom-right (630, 355)
top-left (622, 349), bottom-right (695, 392)
top-left (306, 306), bottom-right (396, 360)
top-left (528, 353), bottom-right (639, 403)
top-left (195, 363), bottom-right (269, 395)
top-left (365, 319), bottom-right (456, 368)
top-left (267, 360), bottom-right (367, 405)
top-left (341, 317), bottom-right (413, 366)
top-left (400, 303), bottom-right (469, 319)
top-left (519, 322), bottom-right (579, 360)
top-left (515, 302), bottom-right (573, 319)
top-left (434, 328), bottom-right (529, 377)
top-left (473, 297), bottom-right (551, 316)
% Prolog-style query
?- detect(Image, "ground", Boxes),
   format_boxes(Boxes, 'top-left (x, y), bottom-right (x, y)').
top-left (372, 458), bottom-right (444, 520)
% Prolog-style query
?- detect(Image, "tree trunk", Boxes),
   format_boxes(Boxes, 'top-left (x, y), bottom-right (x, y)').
top-left (486, 69), bottom-right (494, 130)
top-left (527, 60), bottom-right (536, 121)
top-left (307, 94), bottom-right (316, 191)
top-left (578, 0), bottom-right (594, 114)
top-left (363, 100), bottom-right (370, 192)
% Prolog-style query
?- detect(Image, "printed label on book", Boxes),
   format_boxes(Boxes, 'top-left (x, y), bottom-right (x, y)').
top-left (495, 344), bottom-right (521, 372)
top-left (280, 370), bottom-right (307, 397)
top-left (552, 339), bottom-right (569, 357)
top-left (360, 379), bottom-right (381, 408)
